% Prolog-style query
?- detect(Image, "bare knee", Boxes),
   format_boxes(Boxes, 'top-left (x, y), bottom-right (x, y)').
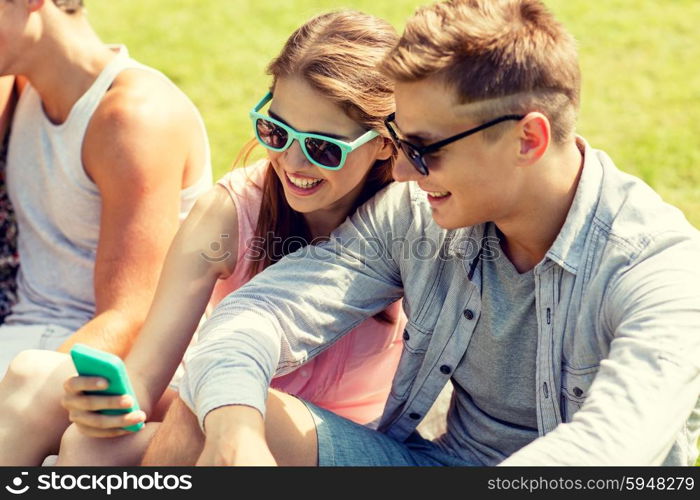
top-left (142, 391), bottom-right (317, 466)
top-left (265, 389), bottom-right (318, 466)
top-left (141, 396), bottom-right (203, 466)
top-left (58, 423), bottom-right (161, 467)
top-left (4, 350), bottom-right (69, 386)
top-left (55, 424), bottom-right (86, 465)
top-left (2, 350), bottom-right (74, 425)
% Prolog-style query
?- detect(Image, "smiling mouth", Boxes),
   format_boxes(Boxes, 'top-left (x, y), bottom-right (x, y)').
top-left (285, 172), bottom-right (324, 190)
top-left (426, 191), bottom-right (450, 198)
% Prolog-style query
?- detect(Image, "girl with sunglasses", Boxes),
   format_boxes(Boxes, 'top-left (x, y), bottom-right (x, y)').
top-left (35, 10), bottom-right (405, 465)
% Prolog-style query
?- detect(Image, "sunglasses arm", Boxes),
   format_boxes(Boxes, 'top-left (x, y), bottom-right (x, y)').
top-left (348, 130), bottom-right (380, 149)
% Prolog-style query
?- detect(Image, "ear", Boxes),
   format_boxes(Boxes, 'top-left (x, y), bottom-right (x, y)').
top-left (517, 112), bottom-right (550, 166)
top-left (27, 0), bottom-right (45, 13)
top-left (374, 136), bottom-right (395, 162)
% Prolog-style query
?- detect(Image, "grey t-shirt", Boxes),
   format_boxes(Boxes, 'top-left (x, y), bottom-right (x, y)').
top-left (439, 223), bottom-right (539, 464)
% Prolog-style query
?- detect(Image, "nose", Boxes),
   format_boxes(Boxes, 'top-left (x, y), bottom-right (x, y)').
top-left (392, 153), bottom-right (424, 183)
top-left (280, 140), bottom-right (313, 170)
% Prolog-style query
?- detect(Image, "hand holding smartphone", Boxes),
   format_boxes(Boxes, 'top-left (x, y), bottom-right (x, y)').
top-left (69, 343), bottom-right (144, 432)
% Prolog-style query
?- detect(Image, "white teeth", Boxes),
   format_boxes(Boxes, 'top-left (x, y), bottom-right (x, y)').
top-left (428, 191), bottom-right (450, 198)
top-left (288, 174), bottom-right (323, 189)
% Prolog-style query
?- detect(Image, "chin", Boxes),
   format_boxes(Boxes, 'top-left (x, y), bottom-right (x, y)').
top-left (434, 219), bottom-right (468, 230)
top-left (431, 211), bottom-right (480, 231)
top-left (282, 194), bottom-right (316, 214)
top-left (431, 214), bottom-right (459, 230)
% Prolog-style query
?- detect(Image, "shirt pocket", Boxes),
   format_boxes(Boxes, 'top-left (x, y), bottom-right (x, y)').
top-left (389, 322), bottom-right (432, 400)
top-left (560, 363), bottom-right (600, 422)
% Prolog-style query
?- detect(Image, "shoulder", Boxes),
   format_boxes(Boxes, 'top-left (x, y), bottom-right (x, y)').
top-left (592, 148), bottom-right (698, 258)
top-left (83, 65), bottom-right (204, 186)
top-left (216, 159), bottom-right (268, 214)
top-left (91, 66), bottom-right (202, 147)
top-left (217, 160), bottom-right (269, 196)
top-left (599, 181), bottom-right (700, 325)
top-left (188, 184), bottom-right (238, 224)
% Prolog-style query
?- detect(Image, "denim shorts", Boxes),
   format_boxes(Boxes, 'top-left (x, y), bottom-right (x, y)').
top-left (300, 399), bottom-right (479, 466)
top-left (0, 323), bottom-right (73, 377)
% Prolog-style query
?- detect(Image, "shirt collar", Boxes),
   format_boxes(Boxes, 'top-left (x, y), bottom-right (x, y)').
top-left (423, 136), bottom-right (603, 277)
top-left (544, 136), bottom-right (604, 275)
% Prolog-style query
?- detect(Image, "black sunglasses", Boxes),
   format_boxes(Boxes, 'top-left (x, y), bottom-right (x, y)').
top-left (384, 112), bottom-right (525, 175)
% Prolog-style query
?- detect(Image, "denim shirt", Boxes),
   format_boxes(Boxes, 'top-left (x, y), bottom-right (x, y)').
top-left (180, 139), bottom-right (700, 465)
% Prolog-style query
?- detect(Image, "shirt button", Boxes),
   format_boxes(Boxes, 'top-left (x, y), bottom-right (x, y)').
top-left (573, 387), bottom-right (584, 397)
top-left (463, 309), bottom-right (475, 320)
top-left (409, 412), bottom-right (421, 420)
top-left (439, 365), bottom-right (452, 374)
top-left (403, 330), bottom-right (410, 341)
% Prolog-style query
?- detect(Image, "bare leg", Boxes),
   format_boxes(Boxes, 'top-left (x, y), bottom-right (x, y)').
top-left (56, 423), bottom-right (161, 466)
top-left (55, 389), bottom-right (176, 466)
top-left (141, 394), bottom-right (204, 465)
top-left (142, 389), bottom-right (318, 466)
top-left (0, 350), bottom-right (75, 465)
top-left (264, 389), bottom-right (317, 466)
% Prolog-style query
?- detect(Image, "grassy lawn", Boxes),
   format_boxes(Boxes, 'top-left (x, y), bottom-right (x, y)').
top-left (88, 0), bottom-right (700, 464)
top-left (89, 0), bottom-right (700, 228)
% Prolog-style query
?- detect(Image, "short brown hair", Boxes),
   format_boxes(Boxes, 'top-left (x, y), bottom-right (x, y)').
top-left (380, 0), bottom-right (580, 143)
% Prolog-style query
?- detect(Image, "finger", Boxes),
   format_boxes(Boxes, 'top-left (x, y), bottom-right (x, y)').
top-left (63, 376), bottom-right (109, 394)
top-left (61, 393), bottom-right (136, 412)
top-left (68, 409), bottom-right (146, 430)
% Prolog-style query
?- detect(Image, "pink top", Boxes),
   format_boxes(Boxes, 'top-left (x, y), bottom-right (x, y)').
top-left (208, 160), bottom-right (405, 425)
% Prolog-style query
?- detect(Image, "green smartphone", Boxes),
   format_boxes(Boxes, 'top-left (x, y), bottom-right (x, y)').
top-left (69, 343), bottom-right (144, 432)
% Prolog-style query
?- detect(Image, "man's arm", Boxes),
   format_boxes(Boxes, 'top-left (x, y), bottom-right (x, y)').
top-left (57, 70), bottom-right (205, 357)
top-left (501, 233), bottom-right (700, 465)
top-left (178, 181), bottom-right (412, 433)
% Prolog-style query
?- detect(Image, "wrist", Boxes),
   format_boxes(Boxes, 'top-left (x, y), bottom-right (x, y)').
top-left (204, 405), bottom-right (266, 441)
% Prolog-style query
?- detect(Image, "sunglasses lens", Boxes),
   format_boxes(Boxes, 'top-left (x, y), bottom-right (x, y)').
top-left (305, 137), bottom-right (343, 168)
top-left (400, 142), bottom-right (427, 174)
top-left (256, 118), bottom-right (288, 150)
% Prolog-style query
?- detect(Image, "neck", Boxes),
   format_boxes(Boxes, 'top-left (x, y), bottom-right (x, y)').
top-left (20, 14), bottom-right (114, 125)
top-left (495, 139), bottom-right (584, 273)
top-left (304, 209), bottom-right (347, 241)
top-left (303, 179), bottom-right (366, 240)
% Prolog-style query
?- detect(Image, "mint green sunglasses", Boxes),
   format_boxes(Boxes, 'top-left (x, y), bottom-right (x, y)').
top-left (249, 92), bottom-right (379, 170)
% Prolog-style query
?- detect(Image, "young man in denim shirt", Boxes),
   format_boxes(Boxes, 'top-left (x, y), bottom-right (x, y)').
top-left (143, 0), bottom-right (700, 466)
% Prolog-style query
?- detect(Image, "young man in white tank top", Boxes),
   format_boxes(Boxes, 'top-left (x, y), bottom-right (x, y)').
top-left (0, 0), bottom-right (212, 464)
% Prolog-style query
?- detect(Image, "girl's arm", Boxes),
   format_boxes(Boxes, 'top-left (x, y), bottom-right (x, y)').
top-left (125, 185), bottom-right (239, 412)
top-left (62, 185), bottom-right (239, 436)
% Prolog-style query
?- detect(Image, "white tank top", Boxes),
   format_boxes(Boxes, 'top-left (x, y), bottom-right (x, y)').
top-left (5, 50), bottom-right (212, 330)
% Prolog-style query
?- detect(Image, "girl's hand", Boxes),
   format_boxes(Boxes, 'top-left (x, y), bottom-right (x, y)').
top-left (61, 376), bottom-right (146, 438)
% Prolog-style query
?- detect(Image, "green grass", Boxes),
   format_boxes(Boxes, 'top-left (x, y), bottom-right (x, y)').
top-left (88, 0), bottom-right (700, 465)
top-left (88, 0), bottom-right (700, 228)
